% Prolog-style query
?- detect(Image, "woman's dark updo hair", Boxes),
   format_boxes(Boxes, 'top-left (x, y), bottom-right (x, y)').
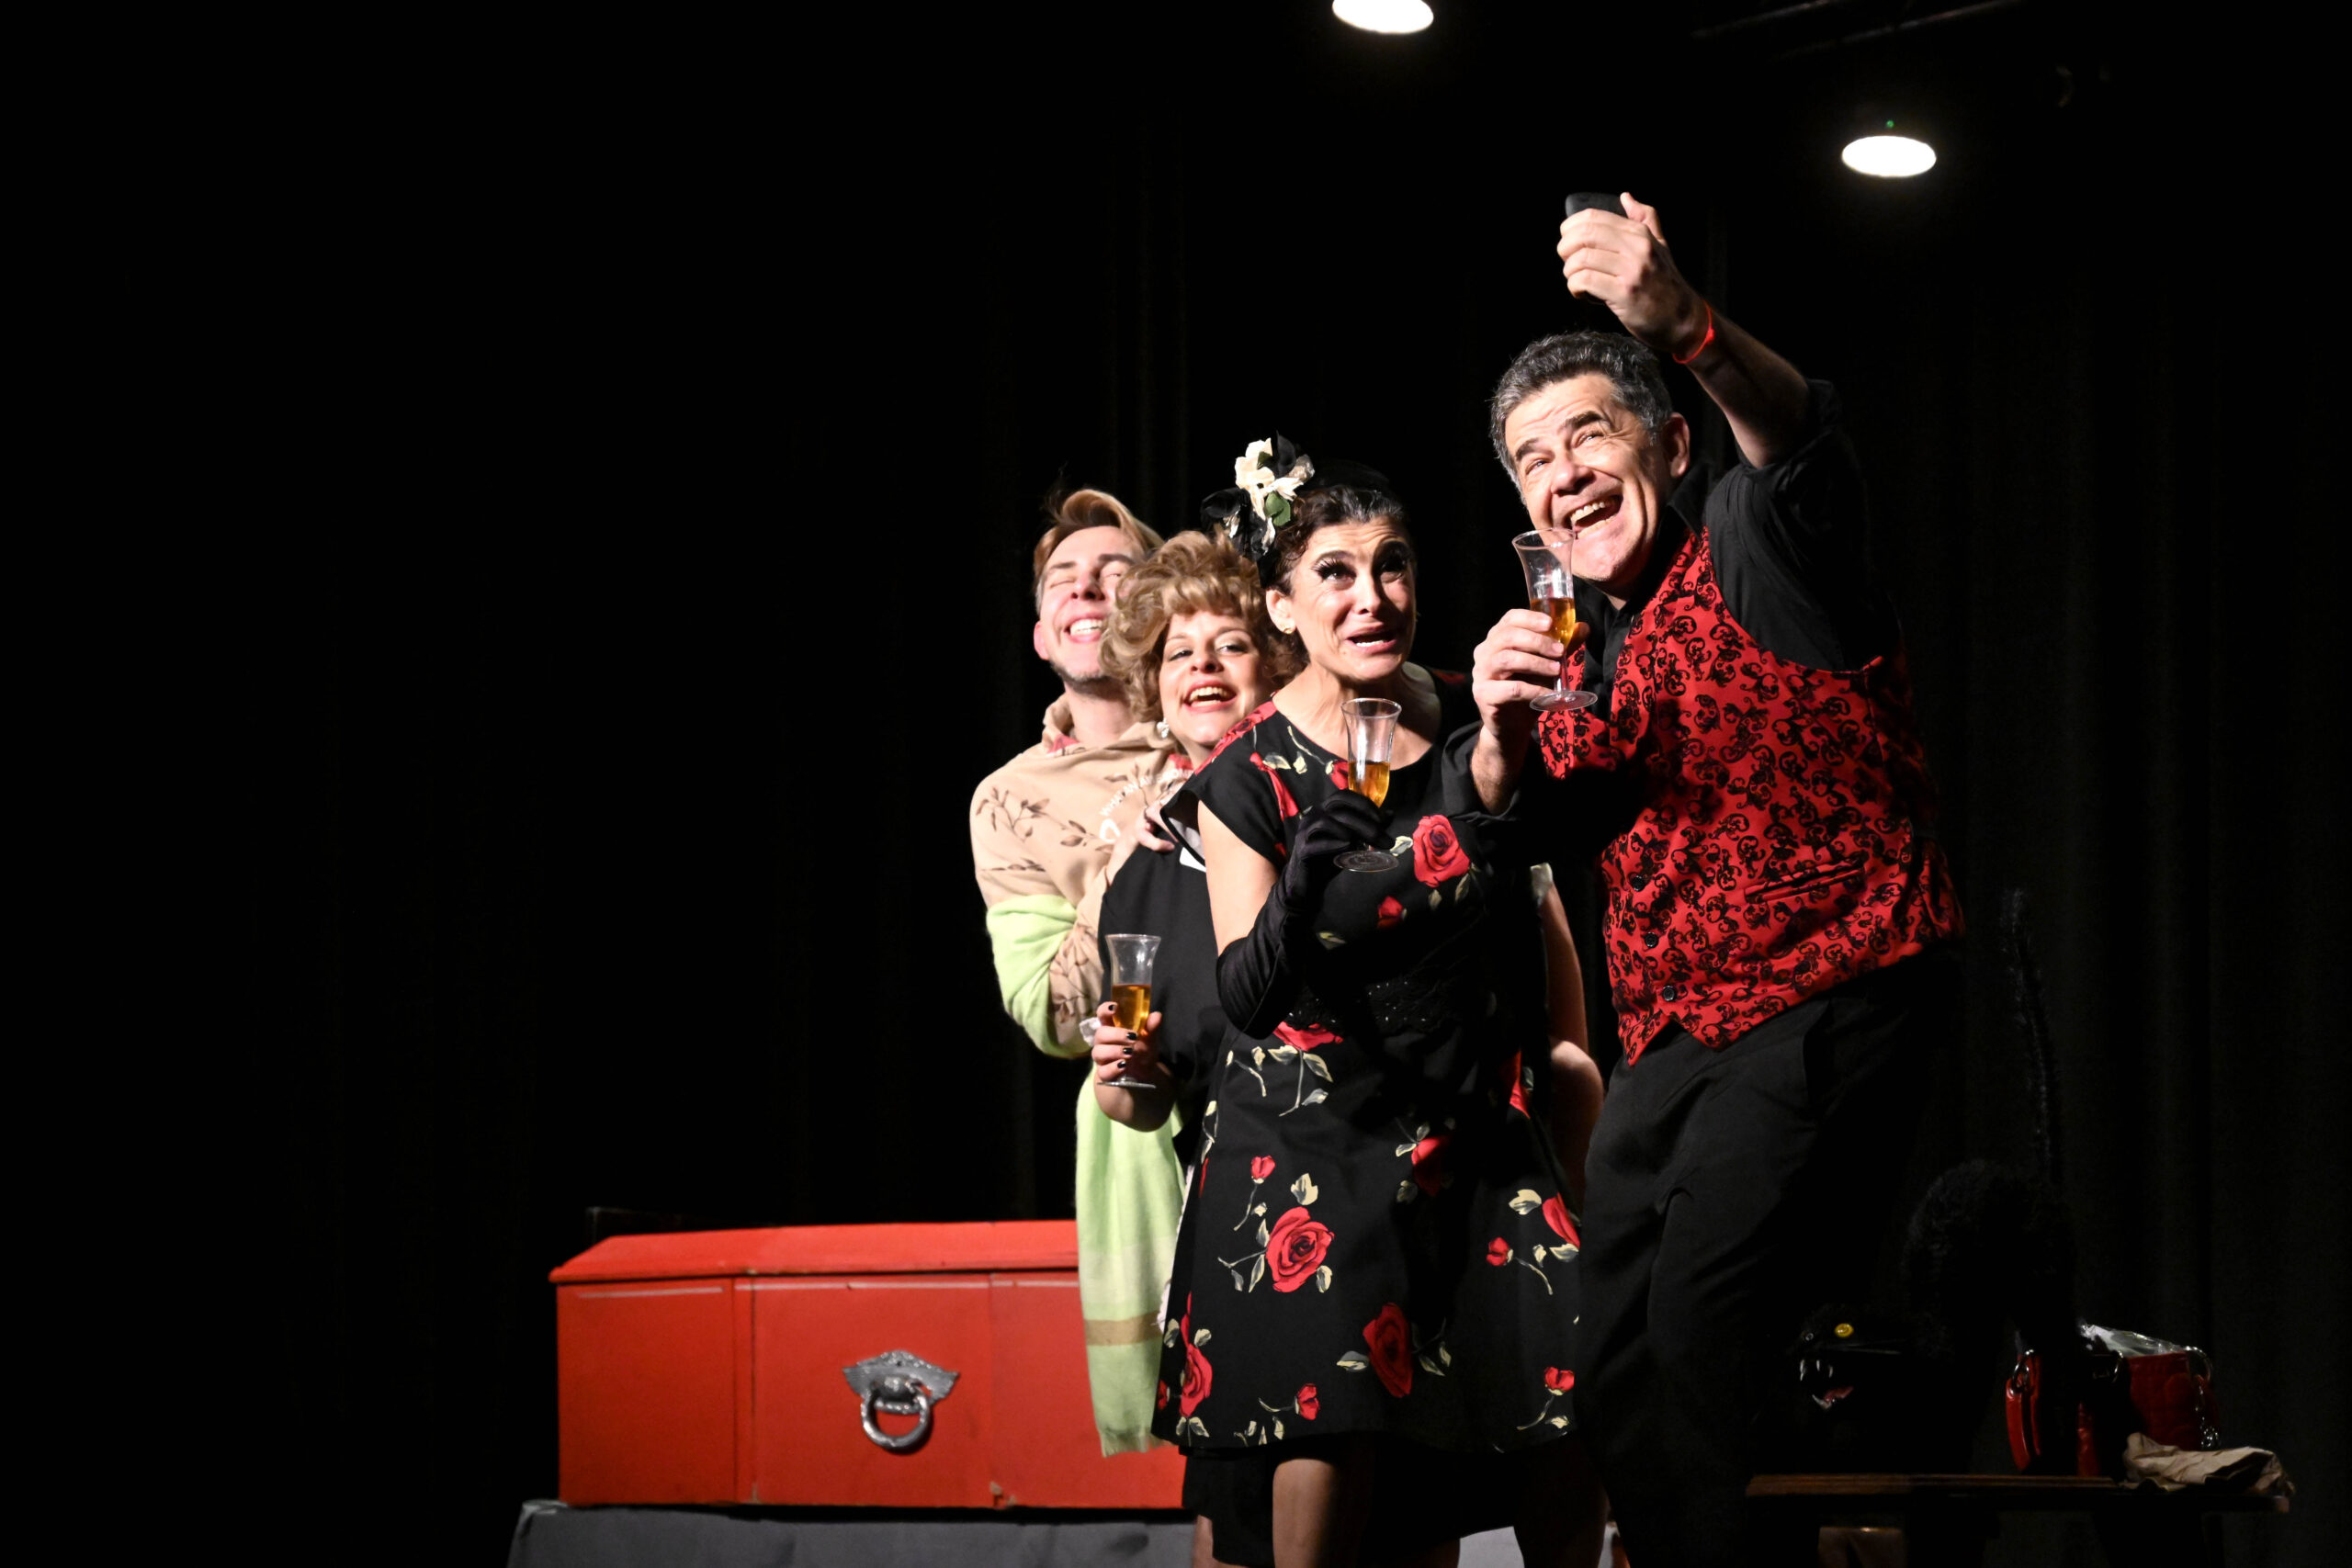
top-left (1269, 484), bottom-right (1415, 593)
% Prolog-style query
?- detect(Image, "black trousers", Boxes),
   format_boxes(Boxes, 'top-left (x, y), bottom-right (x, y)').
top-left (1574, 948), bottom-right (1961, 1568)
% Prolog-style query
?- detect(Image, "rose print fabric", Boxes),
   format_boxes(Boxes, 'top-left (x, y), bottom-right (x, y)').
top-left (1152, 673), bottom-right (1582, 1456)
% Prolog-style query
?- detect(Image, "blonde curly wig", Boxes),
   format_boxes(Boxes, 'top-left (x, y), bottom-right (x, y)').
top-left (1102, 532), bottom-right (1297, 723)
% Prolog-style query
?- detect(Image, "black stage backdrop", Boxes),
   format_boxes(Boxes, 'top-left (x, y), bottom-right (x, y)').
top-left (209, 6), bottom-right (2344, 1562)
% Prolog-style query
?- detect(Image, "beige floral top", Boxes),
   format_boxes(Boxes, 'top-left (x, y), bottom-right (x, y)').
top-left (969, 698), bottom-right (1182, 1054)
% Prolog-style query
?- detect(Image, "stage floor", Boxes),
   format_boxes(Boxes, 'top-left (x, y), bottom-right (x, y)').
top-left (508, 1501), bottom-right (1535, 1565)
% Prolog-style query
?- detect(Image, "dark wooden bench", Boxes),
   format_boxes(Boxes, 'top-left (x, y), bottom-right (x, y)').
top-left (1747, 1473), bottom-right (2289, 1568)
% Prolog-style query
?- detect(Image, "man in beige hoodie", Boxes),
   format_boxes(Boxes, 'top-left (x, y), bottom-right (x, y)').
top-left (969, 489), bottom-right (1178, 1055)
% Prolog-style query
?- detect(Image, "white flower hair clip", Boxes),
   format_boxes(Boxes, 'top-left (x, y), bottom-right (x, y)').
top-left (1204, 434), bottom-right (1317, 563)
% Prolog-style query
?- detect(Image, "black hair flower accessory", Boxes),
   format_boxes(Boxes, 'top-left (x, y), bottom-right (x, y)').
top-left (1200, 434), bottom-right (1315, 565)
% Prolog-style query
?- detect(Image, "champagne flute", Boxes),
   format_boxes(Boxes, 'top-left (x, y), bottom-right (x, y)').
top-left (1511, 528), bottom-right (1596, 712)
top-left (1101, 933), bottom-right (1163, 1089)
top-left (1334, 697), bottom-right (1401, 874)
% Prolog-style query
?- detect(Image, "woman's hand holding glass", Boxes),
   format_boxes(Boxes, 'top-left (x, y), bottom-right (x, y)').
top-left (1091, 999), bottom-right (1169, 1087)
top-left (1091, 999), bottom-right (1175, 1131)
top-left (1288, 790), bottom-right (1385, 899)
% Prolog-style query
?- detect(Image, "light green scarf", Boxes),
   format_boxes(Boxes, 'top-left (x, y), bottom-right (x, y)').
top-left (986, 891), bottom-right (1190, 1453)
top-left (1073, 1079), bottom-right (1187, 1454)
top-left (985, 895), bottom-right (1084, 1055)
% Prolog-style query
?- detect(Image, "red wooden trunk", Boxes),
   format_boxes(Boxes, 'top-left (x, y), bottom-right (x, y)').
top-left (552, 1220), bottom-right (1185, 1508)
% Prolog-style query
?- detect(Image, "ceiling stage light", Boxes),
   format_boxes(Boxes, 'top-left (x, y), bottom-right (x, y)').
top-left (1332, 0), bottom-right (1434, 35)
top-left (1841, 128), bottom-right (1937, 178)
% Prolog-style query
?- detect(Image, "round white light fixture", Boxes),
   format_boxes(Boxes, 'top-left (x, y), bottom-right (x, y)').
top-left (1333, 0), bottom-right (1434, 35)
top-left (1841, 132), bottom-right (1937, 178)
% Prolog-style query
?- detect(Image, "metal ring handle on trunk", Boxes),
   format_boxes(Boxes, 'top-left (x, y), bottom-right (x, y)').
top-left (843, 1349), bottom-right (957, 1452)
top-left (859, 1379), bottom-right (934, 1451)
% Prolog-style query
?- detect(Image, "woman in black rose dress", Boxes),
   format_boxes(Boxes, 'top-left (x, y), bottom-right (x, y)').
top-left (1142, 448), bottom-right (1605, 1568)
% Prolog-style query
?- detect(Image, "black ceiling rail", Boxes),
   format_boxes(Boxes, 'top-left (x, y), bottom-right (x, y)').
top-left (1774, 0), bottom-right (2038, 60)
top-left (1690, 0), bottom-right (1880, 45)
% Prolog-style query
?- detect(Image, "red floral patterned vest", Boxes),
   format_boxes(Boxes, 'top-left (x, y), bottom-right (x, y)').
top-left (1537, 527), bottom-right (1962, 1062)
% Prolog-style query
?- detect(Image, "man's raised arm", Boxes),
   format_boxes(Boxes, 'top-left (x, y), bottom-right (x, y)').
top-left (1558, 193), bottom-right (1811, 468)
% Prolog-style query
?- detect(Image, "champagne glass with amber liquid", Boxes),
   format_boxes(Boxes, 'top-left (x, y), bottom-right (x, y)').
top-left (1512, 528), bottom-right (1596, 712)
top-left (1335, 697), bottom-right (1401, 874)
top-left (1101, 932), bottom-right (1162, 1089)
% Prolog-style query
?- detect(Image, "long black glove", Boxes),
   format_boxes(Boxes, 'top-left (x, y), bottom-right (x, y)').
top-left (1216, 790), bottom-right (1385, 1037)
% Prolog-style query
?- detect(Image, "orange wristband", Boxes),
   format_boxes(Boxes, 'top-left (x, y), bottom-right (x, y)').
top-left (1672, 300), bottom-right (1715, 366)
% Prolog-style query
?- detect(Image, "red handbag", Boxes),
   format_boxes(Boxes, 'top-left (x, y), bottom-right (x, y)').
top-left (2006, 1325), bottom-right (2220, 1475)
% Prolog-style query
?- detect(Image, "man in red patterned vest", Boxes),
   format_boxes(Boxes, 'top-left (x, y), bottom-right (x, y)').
top-left (1467, 195), bottom-right (1965, 1568)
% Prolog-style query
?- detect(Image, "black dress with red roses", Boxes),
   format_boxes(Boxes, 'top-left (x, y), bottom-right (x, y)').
top-left (1150, 672), bottom-right (1584, 1460)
